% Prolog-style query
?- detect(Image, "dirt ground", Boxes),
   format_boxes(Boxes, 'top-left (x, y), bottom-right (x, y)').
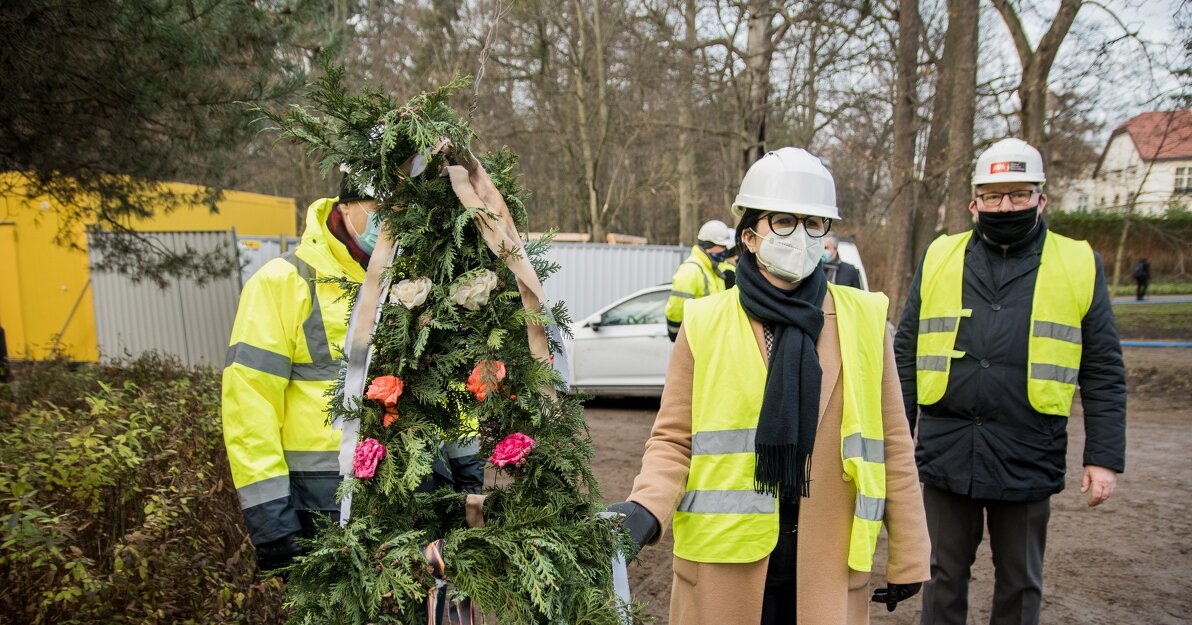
top-left (586, 346), bottom-right (1192, 624)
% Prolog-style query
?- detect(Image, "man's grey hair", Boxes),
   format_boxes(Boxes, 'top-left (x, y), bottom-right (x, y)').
top-left (823, 232), bottom-right (840, 246)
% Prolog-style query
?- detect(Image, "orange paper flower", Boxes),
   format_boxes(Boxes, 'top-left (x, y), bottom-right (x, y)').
top-left (383, 407), bottom-right (400, 428)
top-left (366, 375), bottom-right (404, 406)
top-left (466, 360), bottom-right (506, 401)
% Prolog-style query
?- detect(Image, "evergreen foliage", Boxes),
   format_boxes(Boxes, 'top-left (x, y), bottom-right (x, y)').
top-left (259, 69), bottom-right (639, 624)
top-left (0, 0), bottom-right (342, 284)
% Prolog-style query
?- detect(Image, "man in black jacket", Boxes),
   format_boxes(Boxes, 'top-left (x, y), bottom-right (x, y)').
top-left (894, 138), bottom-right (1126, 625)
top-left (822, 232), bottom-right (864, 289)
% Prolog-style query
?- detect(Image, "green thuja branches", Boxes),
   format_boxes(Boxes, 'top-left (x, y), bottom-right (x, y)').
top-left (260, 66), bottom-right (639, 624)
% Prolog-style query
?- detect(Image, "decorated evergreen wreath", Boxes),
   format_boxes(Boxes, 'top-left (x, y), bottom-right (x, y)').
top-left (260, 67), bottom-right (640, 624)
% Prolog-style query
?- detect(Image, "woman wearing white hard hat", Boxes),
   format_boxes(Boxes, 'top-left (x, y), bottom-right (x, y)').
top-left (609, 147), bottom-right (930, 624)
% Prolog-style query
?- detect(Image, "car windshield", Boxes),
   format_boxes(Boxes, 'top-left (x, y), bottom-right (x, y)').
top-left (600, 290), bottom-right (668, 326)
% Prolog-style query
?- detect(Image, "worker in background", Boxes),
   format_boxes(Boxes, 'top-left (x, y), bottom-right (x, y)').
top-left (894, 138), bottom-right (1126, 625)
top-left (221, 177), bottom-right (483, 577)
top-left (665, 219), bottom-right (737, 341)
top-left (822, 232), bottom-right (865, 289)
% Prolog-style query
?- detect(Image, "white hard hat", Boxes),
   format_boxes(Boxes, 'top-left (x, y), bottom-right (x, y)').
top-left (972, 138), bottom-right (1046, 187)
top-left (696, 220), bottom-right (735, 248)
top-left (731, 147), bottom-right (839, 220)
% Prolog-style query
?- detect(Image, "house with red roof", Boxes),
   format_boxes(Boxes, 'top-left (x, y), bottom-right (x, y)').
top-left (1069, 109), bottom-right (1192, 215)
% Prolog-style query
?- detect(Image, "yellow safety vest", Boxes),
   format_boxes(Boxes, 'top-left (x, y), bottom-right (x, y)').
top-left (666, 246), bottom-right (731, 338)
top-left (915, 230), bottom-right (1095, 416)
top-left (221, 198), bottom-right (364, 542)
top-left (675, 285), bottom-right (889, 571)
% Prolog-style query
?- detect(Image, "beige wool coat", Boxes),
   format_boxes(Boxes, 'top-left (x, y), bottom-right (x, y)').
top-left (626, 291), bottom-right (931, 625)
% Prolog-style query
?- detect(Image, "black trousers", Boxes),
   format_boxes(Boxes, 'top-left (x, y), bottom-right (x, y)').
top-left (760, 502), bottom-right (799, 624)
top-left (920, 485), bottom-right (1050, 625)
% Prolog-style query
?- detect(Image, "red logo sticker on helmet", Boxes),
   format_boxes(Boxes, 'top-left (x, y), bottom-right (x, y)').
top-left (990, 161), bottom-right (1027, 174)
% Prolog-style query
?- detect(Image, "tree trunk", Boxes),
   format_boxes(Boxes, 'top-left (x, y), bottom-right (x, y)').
top-left (677, 0), bottom-right (698, 245)
top-left (884, 0), bottom-right (922, 319)
top-left (943, 1), bottom-right (978, 233)
top-left (570, 0), bottom-right (606, 241)
top-left (915, 0), bottom-right (980, 254)
top-left (741, 0), bottom-right (780, 169)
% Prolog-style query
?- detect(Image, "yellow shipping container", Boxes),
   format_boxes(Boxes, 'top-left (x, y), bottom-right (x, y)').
top-left (0, 174), bottom-right (296, 361)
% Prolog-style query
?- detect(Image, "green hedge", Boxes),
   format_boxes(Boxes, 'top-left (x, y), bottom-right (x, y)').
top-left (1048, 210), bottom-right (1192, 282)
top-left (0, 355), bottom-right (284, 624)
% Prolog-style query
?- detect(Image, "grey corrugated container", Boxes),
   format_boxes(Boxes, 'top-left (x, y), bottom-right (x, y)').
top-left (89, 230), bottom-right (241, 368)
top-left (541, 242), bottom-right (687, 321)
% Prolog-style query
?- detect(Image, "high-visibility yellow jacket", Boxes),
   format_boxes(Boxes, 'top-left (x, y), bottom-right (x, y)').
top-left (674, 284), bottom-right (889, 571)
top-left (666, 246), bottom-right (734, 341)
top-left (222, 198), bottom-right (363, 545)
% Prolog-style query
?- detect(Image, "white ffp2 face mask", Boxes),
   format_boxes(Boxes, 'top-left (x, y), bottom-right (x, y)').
top-left (754, 227), bottom-right (823, 284)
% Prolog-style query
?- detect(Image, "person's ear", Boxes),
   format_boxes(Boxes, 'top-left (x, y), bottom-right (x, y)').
top-left (742, 228), bottom-right (759, 254)
top-left (1037, 193), bottom-right (1048, 215)
top-left (968, 199), bottom-right (979, 220)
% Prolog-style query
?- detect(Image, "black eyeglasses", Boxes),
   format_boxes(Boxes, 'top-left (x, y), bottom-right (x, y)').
top-left (976, 190), bottom-right (1038, 208)
top-left (765, 213), bottom-right (832, 238)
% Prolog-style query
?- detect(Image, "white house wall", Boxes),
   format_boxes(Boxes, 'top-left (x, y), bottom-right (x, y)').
top-left (1092, 134), bottom-right (1192, 216)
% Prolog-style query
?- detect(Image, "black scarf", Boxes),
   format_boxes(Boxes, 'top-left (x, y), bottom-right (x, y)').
top-left (736, 252), bottom-right (827, 502)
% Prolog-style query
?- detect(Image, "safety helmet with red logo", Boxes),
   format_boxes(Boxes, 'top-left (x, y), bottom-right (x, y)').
top-left (972, 138), bottom-right (1046, 187)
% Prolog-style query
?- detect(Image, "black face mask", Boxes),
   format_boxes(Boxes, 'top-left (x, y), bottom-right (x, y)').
top-left (707, 249), bottom-right (730, 264)
top-left (977, 208), bottom-right (1039, 245)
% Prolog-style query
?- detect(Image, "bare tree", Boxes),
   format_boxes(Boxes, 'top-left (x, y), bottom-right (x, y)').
top-left (990, 0), bottom-right (1082, 151)
top-left (915, 0), bottom-right (980, 244)
top-left (741, 0), bottom-right (791, 168)
top-left (885, 0), bottom-right (922, 315)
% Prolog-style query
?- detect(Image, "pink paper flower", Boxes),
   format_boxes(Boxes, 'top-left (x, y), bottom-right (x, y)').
top-left (353, 438), bottom-right (387, 479)
top-left (489, 432), bottom-right (536, 468)
top-left (366, 375), bottom-right (404, 406)
top-left (466, 360), bottom-right (506, 401)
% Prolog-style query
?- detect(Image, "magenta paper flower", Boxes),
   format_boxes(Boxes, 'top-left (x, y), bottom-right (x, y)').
top-left (353, 438), bottom-right (387, 479)
top-left (489, 432), bottom-right (536, 468)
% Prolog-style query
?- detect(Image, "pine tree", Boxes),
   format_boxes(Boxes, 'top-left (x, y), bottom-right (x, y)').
top-left (0, 0), bottom-right (341, 284)
top-left (259, 66), bottom-right (641, 624)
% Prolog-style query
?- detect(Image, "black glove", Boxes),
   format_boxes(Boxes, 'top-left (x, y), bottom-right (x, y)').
top-left (607, 501), bottom-right (660, 551)
top-left (255, 533), bottom-right (303, 574)
top-left (871, 582), bottom-right (922, 612)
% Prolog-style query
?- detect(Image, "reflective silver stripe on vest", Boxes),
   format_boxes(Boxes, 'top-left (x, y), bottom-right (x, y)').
top-left (842, 433), bottom-right (885, 463)
top-left (1031, 363), bottom-right (1079, 385)
top-left (917, 355), bottom-right (950, 371)
top-left (858, 496), bottom-right (886, 520)
top-left (855, 494), bottom-right (885, 522)
top-left (692, 428), bottom-right (756, 455)
top-left (226, 342), bottom-right (292, 379)
top-left (678, 489), bottom-right (775, 514)
top-left (1033, 320), bottom-right (1082, 345)
top-left (444, 437), bottom-right (480, 459)
top-left (919, 317), bottom-right (958, 333)
top-left (283, 253), bottom-right (334, 364)
top-left (237, 474), bottom-right (290, 509)
top-left (291, 361), bottom-right (343, 382)
top-left (670, 290), bottom-right (695, 300)
top-left (284, 450), bottom-right (340, 473)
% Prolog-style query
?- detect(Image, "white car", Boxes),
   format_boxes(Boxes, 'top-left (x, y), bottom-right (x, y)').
top-left (565, 241), bottom-right (868, 398)
top-left (567, 284), bottom-right (673, 397)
